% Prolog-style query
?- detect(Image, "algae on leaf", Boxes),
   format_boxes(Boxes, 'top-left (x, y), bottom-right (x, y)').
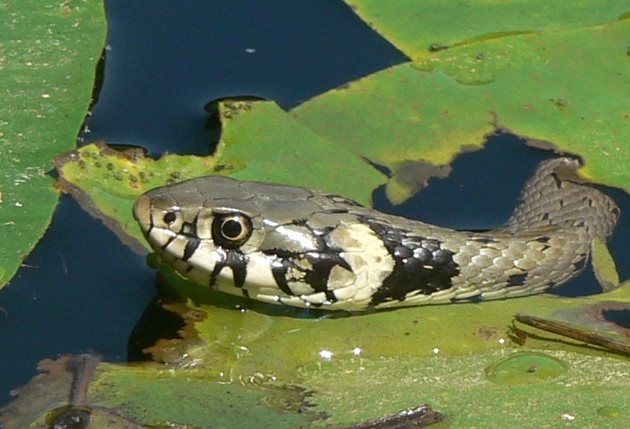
top-left (0, 0), bottom-right (106, 288)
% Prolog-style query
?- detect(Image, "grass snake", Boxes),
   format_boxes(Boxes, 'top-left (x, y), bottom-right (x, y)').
top-left (133, 157), bottom-right (619, 311)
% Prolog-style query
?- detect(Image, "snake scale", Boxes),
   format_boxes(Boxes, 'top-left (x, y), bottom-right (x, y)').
top-left (133, 157), bottom-right (619, 311)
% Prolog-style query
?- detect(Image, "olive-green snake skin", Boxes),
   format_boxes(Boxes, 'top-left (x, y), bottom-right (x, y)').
top-left (133, 157), bottom-right (619, 311)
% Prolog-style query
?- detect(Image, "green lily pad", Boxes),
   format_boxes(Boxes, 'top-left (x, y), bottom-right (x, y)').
top-left (55, 141), bottom-right (221, 251)
top-left (591, 237), bottom-right (620, 292)
top-left (297, 349), bottom-right (630, 427)
top-left (344, 0), bottom-right (630, 60)
top-left (55, 100), bottom-right (386, 249)
top-left (87, 363), bottom-right (315, 429)
top-left (292, 20), bottom-right (630, 203)
top-left (0, 355), bottom-right (316, 428)
top-left (215, 100), bottom-right (385, 205)
top-left (0, 0), bottom-right (106, 288)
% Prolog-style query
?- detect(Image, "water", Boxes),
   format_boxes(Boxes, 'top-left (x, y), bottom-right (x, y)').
top-left (1, 0), bottom-right (629, 411)
top-left (83, 0), bottom-right (406, 155)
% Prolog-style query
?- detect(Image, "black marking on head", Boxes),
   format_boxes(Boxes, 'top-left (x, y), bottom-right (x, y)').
top-left (146, 213), bottom-right (154, 235)
top-left (361, 217), bottom-right (460, 306)
top-left (535, 236), bottom-right (550, 243)
top-left (227, 251), bottom-right (247, 287)
top-left (269, 258), bottom-right (295, 296)
top-left (208, 247), bottom-right (248, 288)
top-left (160, 234), bottom-right (177, 250)
top-left (266, 250), bottom-right (352, 296)
top-left (303, 253), bottom-right (352, 293)
top-left (262, 221), bottom-right (352, 296)
top-left (209, 249), bottom-right (227, 287)
top-left (507, 273), bottom-right (528, 286)
top-left (182, 237), bottom-right (200, 262)
top-left (324, 290), bottom-right (337, 303)
top-left (180, 219), bottom-right (198, 237)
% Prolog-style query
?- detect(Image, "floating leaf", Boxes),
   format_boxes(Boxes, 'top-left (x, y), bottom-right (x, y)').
top-left (0, 0), bottom-right (106, 288)
top-left (0, 355), bottom-right (316, 428)
top-left (296, 349), bottom-right (630, 427)
top-left (55, 101), bottom-right (386, 249)
top-left (344, 0), bottom-right (630, 60)
top-left (215, 100), bottom-right (386, 205)
top-left (591, 237), bottom-right (620, 292)
top-left (55, 141), bottom-right (220, 251)
top-left (292, 20), bottom-right (630, 202)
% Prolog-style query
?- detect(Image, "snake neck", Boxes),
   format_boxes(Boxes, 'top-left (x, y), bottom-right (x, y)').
top-left (506, 157), bottom-right (619, 239)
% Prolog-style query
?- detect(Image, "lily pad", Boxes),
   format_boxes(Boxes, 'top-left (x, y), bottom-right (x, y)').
top-left (297, 349), bottom-right (630, 427)
top-left (344, 0), bottom-right (630, 60)
top-left (215, 100), bottom-right (385, 205)
top-left (0, 0), bottom-right (106, 288)
top-left (591, 237), bottom-right (620, 292)
top-left (0, 355), bottom-right (316, 428)
top-left (55, 141), bottom-right (221, 251)
top-left (292, 20), bottom-right (630, 203)
top-left (55, 100), bottom-right (386, 250)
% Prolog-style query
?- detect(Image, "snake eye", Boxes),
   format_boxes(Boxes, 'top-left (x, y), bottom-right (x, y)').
top-left (163, 211), bottom-right (177, 224)
top-left (211, 213), bottom-right (252, 248)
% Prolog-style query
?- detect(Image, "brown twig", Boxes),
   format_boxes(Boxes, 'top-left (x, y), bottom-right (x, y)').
top-left (514, 313), bottom-right (630, 356)
top-left (343, 404), bottom-right (444, 429)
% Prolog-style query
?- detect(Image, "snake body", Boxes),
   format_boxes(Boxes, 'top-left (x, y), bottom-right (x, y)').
top-left (133, 157), bottom-right (619, 311)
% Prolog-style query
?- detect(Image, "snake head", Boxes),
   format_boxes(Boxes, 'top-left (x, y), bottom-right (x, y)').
top-left (133, 176), bottom-right (274, 287)
top-left (133, 175), bottom-right (399, 309)
top-left (133, 176), bottom-right (362, 305)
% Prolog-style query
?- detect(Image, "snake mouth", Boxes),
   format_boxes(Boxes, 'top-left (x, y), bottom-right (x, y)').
top-left (133, 194), bottom-right (152, 234)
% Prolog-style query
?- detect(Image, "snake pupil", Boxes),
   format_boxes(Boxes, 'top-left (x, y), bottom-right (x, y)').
top-left (221, 219), bottom-right (242, 239)
top-left (163, 211), bottom-right (177, 224)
